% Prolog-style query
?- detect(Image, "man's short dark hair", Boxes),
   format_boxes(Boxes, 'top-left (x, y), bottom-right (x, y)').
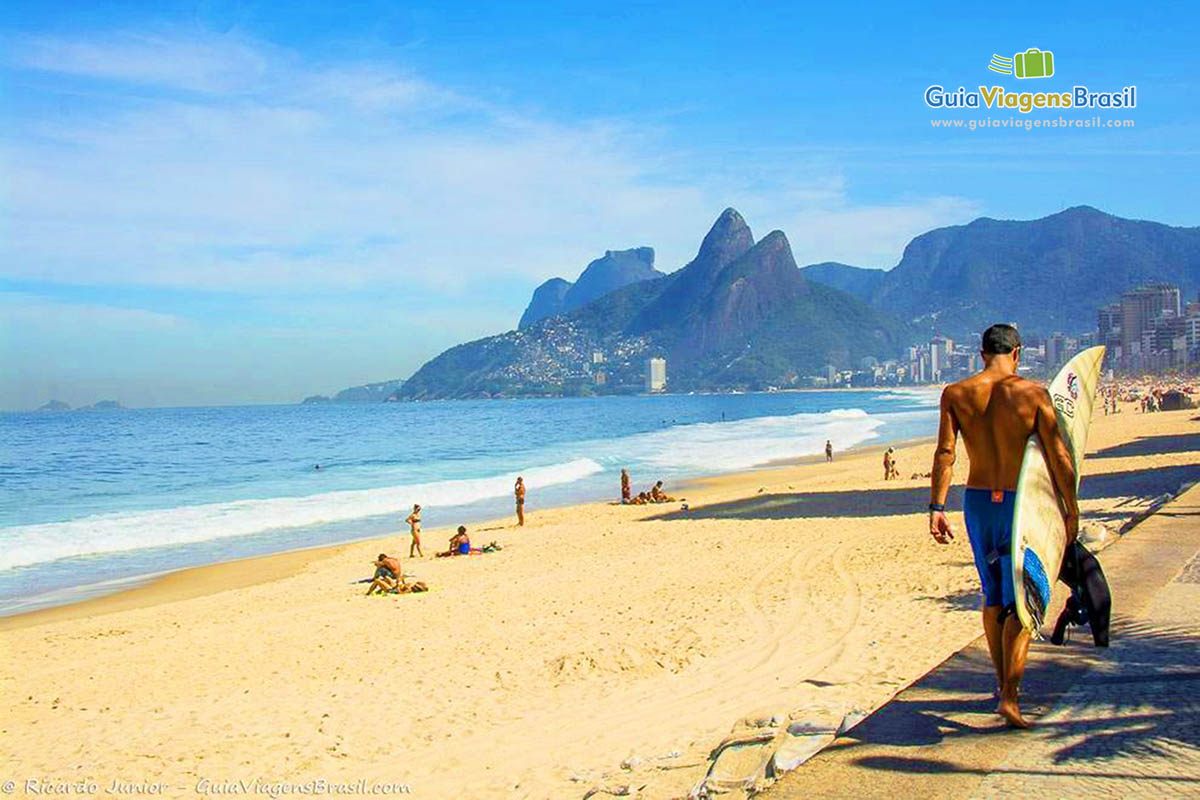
top-left (981, 324), bottom-right (1021, 355)
top-left (457, 525), bottom-right (467, 534)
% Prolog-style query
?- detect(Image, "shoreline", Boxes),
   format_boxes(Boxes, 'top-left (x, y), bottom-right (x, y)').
top-left (0, 428), bottom-right (933, 628)
top-left (4, 404), bottom-right (1198, 798)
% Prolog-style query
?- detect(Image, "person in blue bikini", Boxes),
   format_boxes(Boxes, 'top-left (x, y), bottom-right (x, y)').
top-left (928, 323), bottom-right (1079, 728)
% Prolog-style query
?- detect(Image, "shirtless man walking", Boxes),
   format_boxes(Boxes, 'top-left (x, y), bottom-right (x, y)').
top-left (929, 324), bottom-right (1079, 728)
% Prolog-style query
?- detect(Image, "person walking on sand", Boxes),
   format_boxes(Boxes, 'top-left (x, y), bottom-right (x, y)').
top-left (620, 469), bottom-right (632, 503)
top-left (825, 440), bottom-right (833, 462)
top-left (514, 476), bottom-right (526, 526)
top-left (929, 323), bottom-right (1078, 729)
top-left (406, 504), bottom-right (423, 558)
top-left (883, 448), bottom-right (894, 481)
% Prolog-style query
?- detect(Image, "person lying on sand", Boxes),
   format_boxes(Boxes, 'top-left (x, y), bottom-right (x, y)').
top-left (629, 491), bottom-right (650, 505)
top-left (366, 553), bottom-right (405, 595)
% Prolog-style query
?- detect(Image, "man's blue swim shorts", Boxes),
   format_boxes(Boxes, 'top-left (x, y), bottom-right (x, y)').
top-left (963, 488), bottom-right (1016, 608)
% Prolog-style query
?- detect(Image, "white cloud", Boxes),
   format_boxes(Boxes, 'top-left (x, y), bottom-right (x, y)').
top-left (1, 29), bottom-right (979, 298)
top-left (0, 30), bottom-right (987, 406)
top-left (0, 293), bottom-right (187, 331)
top-left (11, 31), bottom-right (275, 93)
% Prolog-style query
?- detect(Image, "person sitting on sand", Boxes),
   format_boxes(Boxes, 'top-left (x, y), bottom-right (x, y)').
top-left (649, 480), bottom-right (676, 503)
top-left (438, 525), bottom-right (471, 557)
top-left (630, 491), bottom-right (650, 505)
top-left (621, 469), bottom-right (632, 504)
top-left (406, 504), bottom-right (423, 558)
top-left (366, 553), bottom-right (405, 595)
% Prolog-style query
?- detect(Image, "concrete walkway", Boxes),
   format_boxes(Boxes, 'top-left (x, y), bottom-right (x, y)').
top-left (763, 484), bottom-right (1200, 800)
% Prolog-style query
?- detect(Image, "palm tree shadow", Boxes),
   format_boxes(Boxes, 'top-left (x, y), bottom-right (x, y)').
top-left (840, 621), bottom-right (1200, 774)
top-left (916, 588), bottom-right (980, 613)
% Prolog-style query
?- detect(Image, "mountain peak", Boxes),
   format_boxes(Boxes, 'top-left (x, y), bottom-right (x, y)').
top-left (626, 209), bottom-right (755, 334)
top-left (757, 229), bottom-right (789, 250)
top-left (697, 208), bottom-right (753, 261)
top-left (518, 247), bottom-right (663, 329)
top-left (518, 278), bottom-right (574, 329)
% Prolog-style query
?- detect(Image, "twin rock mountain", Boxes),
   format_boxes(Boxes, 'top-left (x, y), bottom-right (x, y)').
top-left (388, 205), bottom-right (1200, 399)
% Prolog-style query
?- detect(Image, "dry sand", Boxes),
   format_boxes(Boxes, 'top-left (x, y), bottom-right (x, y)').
top-left (3, 403), bottom-right (1198, 798)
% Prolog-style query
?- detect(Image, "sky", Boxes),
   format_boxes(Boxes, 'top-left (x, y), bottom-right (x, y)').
top-left (1, 1), bottom-right (1197, 409)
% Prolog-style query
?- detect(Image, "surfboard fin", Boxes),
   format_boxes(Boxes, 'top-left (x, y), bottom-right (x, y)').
top-left (1020, 547), bottom-right (1052, 631)
top-left (1022, 570), bottom-right (1047, 630)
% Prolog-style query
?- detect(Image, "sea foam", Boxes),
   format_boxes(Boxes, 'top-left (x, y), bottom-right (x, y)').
top-left (0, 458), bottom-right (601, 571)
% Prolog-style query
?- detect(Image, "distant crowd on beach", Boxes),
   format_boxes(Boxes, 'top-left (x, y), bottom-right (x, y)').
top-left (1102, 378), bottom-right (1199, 414)
top-left (365, 469), bottom-right (682, 595)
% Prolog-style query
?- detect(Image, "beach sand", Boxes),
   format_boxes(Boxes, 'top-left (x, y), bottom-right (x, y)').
top-left (3, 404), bottom-right (1198, 798)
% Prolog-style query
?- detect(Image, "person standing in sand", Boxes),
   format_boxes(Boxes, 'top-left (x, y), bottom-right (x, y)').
top-left (883, 448), bottom-right (894, 481)
top-left (406, 504), bottom-right (423, 558)
top-left (928, 323), bottom-right (1079, 729)
top-left (825, 440), bottom-right (833, 462)
top-left (620, 469), bottom-right (632, 503)
top-left (515, 476), bottom-right (526, 526)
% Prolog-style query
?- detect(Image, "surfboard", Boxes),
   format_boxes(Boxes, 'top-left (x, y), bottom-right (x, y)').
top-left (1011, 345), bottom-right (1105, 632)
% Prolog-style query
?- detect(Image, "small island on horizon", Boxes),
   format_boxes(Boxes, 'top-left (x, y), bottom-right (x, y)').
top-left (34, 399), bottom-right (126, 412)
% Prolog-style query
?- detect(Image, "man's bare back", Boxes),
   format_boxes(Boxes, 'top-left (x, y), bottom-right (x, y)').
top-left (943, 372), bottom-right (1048, 491)
top-left (934, 368), bottom-right (1078, 519)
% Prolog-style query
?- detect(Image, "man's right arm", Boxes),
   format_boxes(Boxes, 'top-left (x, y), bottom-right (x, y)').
top-left (1034, 388), bottom-right (1080, 544)
top-left (929, 388), bottom-right (958, 544)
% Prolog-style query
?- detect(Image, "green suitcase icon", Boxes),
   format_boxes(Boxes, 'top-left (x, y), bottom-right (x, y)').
top-left (1014, 48), bottom-right (1054, 79)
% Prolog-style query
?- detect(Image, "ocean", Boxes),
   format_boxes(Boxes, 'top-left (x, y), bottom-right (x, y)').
top-left (0, 390), bottom-right (940, 615)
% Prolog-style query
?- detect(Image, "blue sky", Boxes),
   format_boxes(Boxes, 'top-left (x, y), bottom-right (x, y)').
top-left (1, 1), bottom-right (1197, 408)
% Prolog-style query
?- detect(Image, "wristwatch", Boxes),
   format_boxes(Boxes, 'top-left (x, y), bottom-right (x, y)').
top-left (928, 503), bottom-right (946, 512)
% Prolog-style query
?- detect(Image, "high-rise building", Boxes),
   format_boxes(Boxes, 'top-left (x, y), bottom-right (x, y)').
top-left (1187, 317), bottom-right (1200, 350)
top-left (1046, 332), bottom-right (1067, 369)
top-left (1120, 284), bottom-right (1181, 354)
top-left (645, 358), bottom-right (667, 393)
top-left (1097, 303), bottom-right (1121, 344)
